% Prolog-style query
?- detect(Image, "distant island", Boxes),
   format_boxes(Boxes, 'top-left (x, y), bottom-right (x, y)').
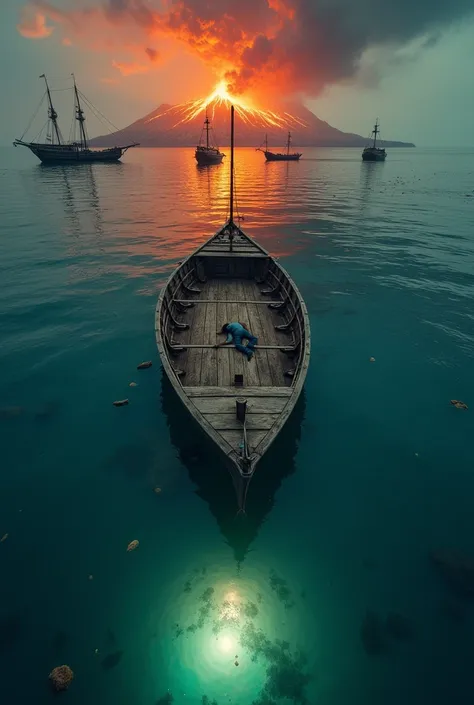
top-left (90, 102), bottom-right (415, 149)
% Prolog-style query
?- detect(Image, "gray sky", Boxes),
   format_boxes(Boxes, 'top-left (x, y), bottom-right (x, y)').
top-left (2, 0), bottom-right (474, 146)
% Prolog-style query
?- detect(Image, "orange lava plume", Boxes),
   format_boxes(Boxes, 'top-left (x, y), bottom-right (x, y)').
top-left (147, 80), bottom-right (308, 129)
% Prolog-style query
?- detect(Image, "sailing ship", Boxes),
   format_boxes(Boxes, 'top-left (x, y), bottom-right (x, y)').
top-left (362, 119), bottom-right (386, 161)
top-left (14, 74), bottom-right (138, 164)
top-left (156, 105), bottom-right (310, 511)
top-left (257, 132), bottom-right (302, 161)
top-left (195, 110), bottom-right (225, 165)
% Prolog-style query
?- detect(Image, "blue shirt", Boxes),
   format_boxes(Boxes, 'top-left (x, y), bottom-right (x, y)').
top-left (225, 322), bottom-right (246, 343)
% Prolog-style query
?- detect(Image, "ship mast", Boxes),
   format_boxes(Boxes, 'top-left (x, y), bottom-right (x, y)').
top-left (229, 105), bottom-right (234, 225)
top-left (287, 131), bottom-right (291, 155)
top-left (373, 119), bottom-right (380, 148)
top-left (72, 74), bottom-right (88, 149)
top-left (204, 109), bottom-right (210, 149)
top-left (40, 74), bottom-right (62, 145)
top-left (265, 133), bottom-right (268, 152)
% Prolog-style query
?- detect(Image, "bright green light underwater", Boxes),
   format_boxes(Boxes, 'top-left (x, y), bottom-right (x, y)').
top-left (154, 566), bottom-right (311, 705)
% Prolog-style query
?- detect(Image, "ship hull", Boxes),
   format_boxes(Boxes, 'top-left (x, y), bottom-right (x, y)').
top-left (195, 148), bottom-right (224, 165)
top-left (362, 148), bottom-right (386, 162)
top-left (14, 141), bottom-right (128, 164)
top-left (264, 151), bottom-right (302, 161)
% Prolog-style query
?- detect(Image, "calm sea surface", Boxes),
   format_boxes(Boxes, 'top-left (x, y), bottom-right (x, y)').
top-left (0, 146), bottom-right (473, 705)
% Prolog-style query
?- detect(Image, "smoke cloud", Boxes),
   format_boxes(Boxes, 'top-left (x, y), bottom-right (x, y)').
top-left (17, 0), bottom-right (474, 96)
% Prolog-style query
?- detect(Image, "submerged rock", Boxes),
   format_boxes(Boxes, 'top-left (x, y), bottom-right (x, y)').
top-left (360, 611), bottom-right (385, 655)
top-left (127, 540), bottom-right (139, 552)
top-left (49, 664), bottom-right (74, 691)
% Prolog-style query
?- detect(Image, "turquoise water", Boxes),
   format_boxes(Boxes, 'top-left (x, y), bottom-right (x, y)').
top-left (0, 146), bottom-right (473, 704)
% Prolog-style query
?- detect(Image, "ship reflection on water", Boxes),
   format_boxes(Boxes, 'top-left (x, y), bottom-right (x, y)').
top-left (161, 372), bottom-right (306, 563)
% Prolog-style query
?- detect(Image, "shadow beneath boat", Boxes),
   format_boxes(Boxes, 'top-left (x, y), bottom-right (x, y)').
top-left (160, 372), bottom-right (306, 563)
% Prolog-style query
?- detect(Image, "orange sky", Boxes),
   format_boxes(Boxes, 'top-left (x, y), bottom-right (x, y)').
top-left (8, 0), bottom-right (474, 145)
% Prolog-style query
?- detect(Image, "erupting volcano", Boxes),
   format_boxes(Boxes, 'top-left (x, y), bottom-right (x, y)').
top-left (90, 84), bottom-right (414, 149)
top-left (148, 82), bottom-right (308, 131)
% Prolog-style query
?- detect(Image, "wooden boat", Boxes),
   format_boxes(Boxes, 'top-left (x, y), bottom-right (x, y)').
top-left (156, 106), bottom-right (310, 511)
top-left (195, 109), bottom-right (225, 165)
top-left (14, 74), bottom-right (138, 164)
top-left (362, 119), bottom-right (386, 161)
top-left (257, 132), bottom-right (302, 161)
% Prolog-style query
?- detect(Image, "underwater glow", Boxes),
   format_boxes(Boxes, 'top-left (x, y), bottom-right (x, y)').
top-left (217, 633), bottom-right (235, 654)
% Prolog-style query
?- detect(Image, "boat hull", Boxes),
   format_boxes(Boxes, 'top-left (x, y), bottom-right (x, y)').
top-left (195, 148), bottom-right (224, 165)
top-left (14, 141), bottom-right (135, 164)
top-left (265, 151), bottom-right (301, 161)
top-left (155, 223), bottom-right (310, 511)
top-left (362, 148), bottom-right (386, 162)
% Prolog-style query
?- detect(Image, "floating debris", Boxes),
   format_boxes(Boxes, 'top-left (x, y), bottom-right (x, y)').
top-left (137, 361), bottom-right (152, 370)
top-left (129, 382), bottom-right (138, 387)
top-left (127, 540), bottom-right (139, 552)
top-left (0, 533), bottom-right (8, 543)
top-left (234, 660), bottom-right (239, 666)
top-left (450, 399), bottom-right (468, 410)
top-left (94, 648), bottom-right (99, 655)
top-left (49, 665), bottom-right (74, 691)
top-left (113, 399), bottom-right (129, 407)
top-left (154, 487), bottom-right (162, 495)
top-left (369, 357), bottom-right (376, 363)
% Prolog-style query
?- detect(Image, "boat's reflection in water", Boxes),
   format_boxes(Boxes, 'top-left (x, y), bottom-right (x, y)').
top-left (161, 372), bottom-right (306, 563)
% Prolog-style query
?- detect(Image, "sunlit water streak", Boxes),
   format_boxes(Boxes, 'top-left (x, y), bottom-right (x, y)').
top-left (0, 146), bottom-right (473, 705)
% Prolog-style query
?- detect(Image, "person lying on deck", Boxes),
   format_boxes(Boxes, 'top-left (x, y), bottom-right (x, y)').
top-left (216, 322), bottom-right (258, 361)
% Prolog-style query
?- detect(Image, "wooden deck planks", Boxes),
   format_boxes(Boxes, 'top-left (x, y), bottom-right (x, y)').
top-left (202, 413), bottom-right (279, 430)
top-left (250, 279), bottom-right (288, 386)
top-left (191, 396), bottom-right (289, 414)
top-left (176, 275), bottom-right (295, 388)
top-left (183, 280), bottom-right (208, 385)
top-left (238, 279), bottom-right (261, 387)
top-left (184, 386), bottom-right (292, 397)
top-left (216, 279), bottom-right (231, 387)
top-left (226, 281), bottom-right (245, 387)
top-left (200, 280), bottom-right (218, 386)
top-left (242, 279), bottom-right (273, 387)
top-left (220, 429), bottom-right (268, 453)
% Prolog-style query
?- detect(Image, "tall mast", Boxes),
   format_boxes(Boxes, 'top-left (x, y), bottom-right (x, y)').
top-left (72, 74), bottom-right (88, 149)
top-left (265, 133), bottom-right (268, 151)
top-left (229, 105), bottom-right (234, 225)
top-left (205, 108), bottom-right (210, 149)
top-left (40, 74), bottom-right (62, 145)
top-left (287, 131), bottom-right (291, 155)
top-left (373, 119), bottom-right (379, 148)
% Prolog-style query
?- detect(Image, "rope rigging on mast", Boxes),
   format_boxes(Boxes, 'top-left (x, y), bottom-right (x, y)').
top-left (13, 73), bottom-right (139, 164)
